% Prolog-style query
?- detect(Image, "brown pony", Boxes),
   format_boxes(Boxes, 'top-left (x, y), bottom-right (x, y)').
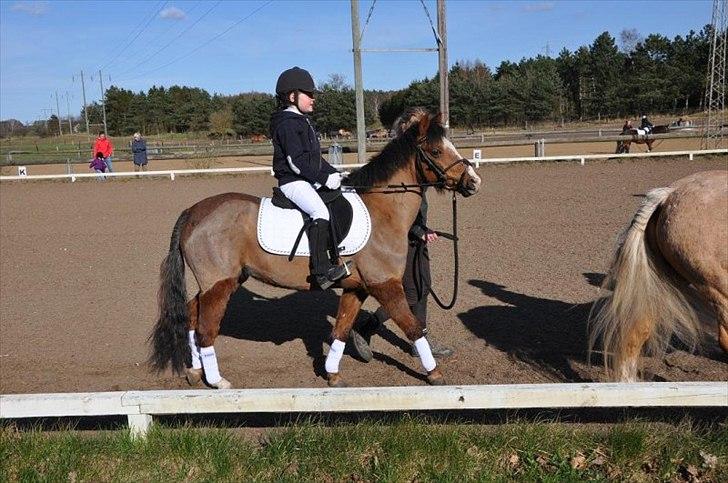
top-left (615, 125), bottom-right (669, 153)
top-left (150, 110), bottom-right (482, 388)
top-left (588, 170), bottom-right (728, 381)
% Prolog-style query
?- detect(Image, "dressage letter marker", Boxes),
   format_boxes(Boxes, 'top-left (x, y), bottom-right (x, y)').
top-left (17, 166), bottom-right (27, 176)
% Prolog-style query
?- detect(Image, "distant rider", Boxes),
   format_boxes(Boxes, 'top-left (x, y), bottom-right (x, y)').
top-left (640, 115), bottom-right (653, 134)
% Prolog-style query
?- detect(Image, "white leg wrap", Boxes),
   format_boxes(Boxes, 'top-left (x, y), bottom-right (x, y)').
top-left (188, 330), bottom-right (202, 370)
top-left (199, 346), bottom-right (222, 384)
top-left (414, 337), bottom-right (437, 372)
top-left (325, 339), bottom-right (346, 374)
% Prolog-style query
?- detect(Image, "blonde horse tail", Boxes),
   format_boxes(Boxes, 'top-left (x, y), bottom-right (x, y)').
top-left (588, 187), bottom-right (702, 381)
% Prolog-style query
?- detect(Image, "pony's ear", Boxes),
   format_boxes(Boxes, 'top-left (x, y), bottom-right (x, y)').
top-left (417, 113), bottom-right (432, 139)
top-left (431, 112), bottom-right (443, 126)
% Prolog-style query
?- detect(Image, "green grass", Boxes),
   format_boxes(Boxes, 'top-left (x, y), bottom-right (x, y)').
top-left (2, 416), bottom-right (726, 481)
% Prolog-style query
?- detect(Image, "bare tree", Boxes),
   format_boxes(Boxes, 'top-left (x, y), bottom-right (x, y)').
top-left (620, 28), bottom-right (643, 53)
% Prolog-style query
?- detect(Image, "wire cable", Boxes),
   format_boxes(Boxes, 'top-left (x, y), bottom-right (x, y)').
top-left (118, 0), bottom-right (273, 82)
top-left (98, 1), bottom-right (169, 72)
top-left (113, 1), bottom-right (221, 79)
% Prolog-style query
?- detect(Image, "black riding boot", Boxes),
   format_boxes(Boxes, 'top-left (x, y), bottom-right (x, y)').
top-left (308, 218), bottom-right (352, 289)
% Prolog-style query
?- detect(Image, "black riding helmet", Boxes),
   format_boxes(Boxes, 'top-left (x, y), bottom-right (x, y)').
top-left (275, 67), bottom-right (315, 99)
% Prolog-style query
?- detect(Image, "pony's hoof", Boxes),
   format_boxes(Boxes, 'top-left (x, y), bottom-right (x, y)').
top-left (211, 377), bottom-right (232, 389)
top-left (327, 373), bottom-right (348, 388)
top-left (427, 368), bottom-right (446, 386)
top-left (185, 367), bottom-right (203, 386)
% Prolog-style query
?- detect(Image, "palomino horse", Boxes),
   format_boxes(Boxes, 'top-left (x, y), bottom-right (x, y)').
top-left (615, 125), bottom-right (669, 154)
top-left (150, 110), bottom-right (481, 388)
top-left (588, 170), bottom-right (728, 381)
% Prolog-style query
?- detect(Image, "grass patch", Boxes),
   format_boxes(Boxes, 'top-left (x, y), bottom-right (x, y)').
top-left (2, 416), bottom-right (726, 481)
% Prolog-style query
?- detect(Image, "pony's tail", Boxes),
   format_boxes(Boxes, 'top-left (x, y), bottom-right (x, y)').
top-left (149, 210), bottom-right (191, 375)
top-left (588, 187), bottom-right (702, 381)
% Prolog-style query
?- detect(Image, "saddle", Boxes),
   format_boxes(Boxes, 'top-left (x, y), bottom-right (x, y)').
top-left (257, 189), bottom-right (371, 259)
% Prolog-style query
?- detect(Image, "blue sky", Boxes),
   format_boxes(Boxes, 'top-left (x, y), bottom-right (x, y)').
top-left (0, 0), bottom-right (713, 123)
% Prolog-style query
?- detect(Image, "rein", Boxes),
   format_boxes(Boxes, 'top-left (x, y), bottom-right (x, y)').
top-left (341, 145), bottom-right (467, 310)
top-left (428, 190), bottom-right (460, 310)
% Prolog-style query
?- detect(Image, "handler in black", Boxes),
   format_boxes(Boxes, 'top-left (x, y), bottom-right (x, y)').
top-left (271, 66), bottom-right (351, 289)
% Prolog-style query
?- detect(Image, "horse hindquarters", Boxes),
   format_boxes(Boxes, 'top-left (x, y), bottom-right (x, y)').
top-left (588, 187), bottom-right (702, 382)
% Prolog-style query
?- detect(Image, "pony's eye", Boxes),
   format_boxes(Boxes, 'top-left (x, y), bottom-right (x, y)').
top-left (431, 148), bottom-right (441, 156)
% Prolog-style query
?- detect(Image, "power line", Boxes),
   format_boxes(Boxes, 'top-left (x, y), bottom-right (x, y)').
top-left (111, 1), bottom-right (203, 76)
top-left (113, 1), bottom-right (220, 80)
top-left (118, 0), bottom-right (273, 82)
top-left (98, 1), bottom-right (169, 73)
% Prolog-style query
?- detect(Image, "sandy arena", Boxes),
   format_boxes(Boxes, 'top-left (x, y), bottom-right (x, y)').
top-left (1, 155), bottom-right (726, 394)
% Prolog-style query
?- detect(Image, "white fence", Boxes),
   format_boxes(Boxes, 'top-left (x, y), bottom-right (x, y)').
top-left (1, 382), bottom-right (726, 438)
top-left (1, 148), bottom-right (725, 182)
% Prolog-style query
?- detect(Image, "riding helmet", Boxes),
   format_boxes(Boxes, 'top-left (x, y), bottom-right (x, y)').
top-left (275, 67), bottom-right (315, 97)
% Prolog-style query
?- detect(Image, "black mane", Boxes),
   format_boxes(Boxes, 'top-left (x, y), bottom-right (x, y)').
top-left (344, 115), bottom-right (444, 192)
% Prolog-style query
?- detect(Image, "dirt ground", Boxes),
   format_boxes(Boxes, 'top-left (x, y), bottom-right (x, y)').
top-left (1, 155), bottom-right (726, 394)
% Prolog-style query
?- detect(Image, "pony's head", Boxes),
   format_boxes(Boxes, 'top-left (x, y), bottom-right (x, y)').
top-left (347, 108), bottom-right (481, 196)
top-left (397, 108), bottom-right (481, 197)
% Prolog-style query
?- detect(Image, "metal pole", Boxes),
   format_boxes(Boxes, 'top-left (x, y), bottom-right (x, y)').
top-left (65, 92), bottom-right (73, 134)
top-left (437, 0), bottom-right (449, 132)
top-left (81, 70), bottom-right (90, 135)
top-left (55, 91), bottom-right (63, 136)
top-left (99, 70), bottom-right (108, 135)
top-left (351, 0), bottom-right (366, 164)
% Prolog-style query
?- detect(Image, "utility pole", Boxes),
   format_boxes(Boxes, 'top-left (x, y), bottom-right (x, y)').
top-left (350, 0), bottom-right (366, 164)
top-left (702, 0), bottom-right (726, 149)
top-left (81, 70), bottom-right (90, 135)
top-left (99, 69), bottom-right (108, 135)
top-left (437, 0), bottom-right (449, 132)
top-left (65, 91), bottom-right (73, 134)
top-left (55, 90), bottom-right (63, 135)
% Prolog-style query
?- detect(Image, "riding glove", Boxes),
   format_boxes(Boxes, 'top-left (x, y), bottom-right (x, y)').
top-left (325, 172), bottom-right (343, 190)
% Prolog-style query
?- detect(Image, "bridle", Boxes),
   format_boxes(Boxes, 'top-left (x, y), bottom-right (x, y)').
top-left (414, 143), bottom-right (474, 197)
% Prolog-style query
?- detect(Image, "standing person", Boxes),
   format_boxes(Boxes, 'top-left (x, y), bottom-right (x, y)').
top-left (131, 132), bottom-right (148, 172)
top-left (92, 132), bottom-right (114, 172)
top-left (270, 66), bottom-right (352, 290)
top-left (349, 107), bottom-right (454, 362)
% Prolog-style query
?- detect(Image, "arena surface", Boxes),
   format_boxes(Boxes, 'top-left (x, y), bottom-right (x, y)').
top-left (1, 155), bottom-right (726, 394)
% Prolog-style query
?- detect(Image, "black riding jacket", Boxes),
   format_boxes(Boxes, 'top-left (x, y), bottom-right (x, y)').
top-left (270, 109), bottom-right (337, 186)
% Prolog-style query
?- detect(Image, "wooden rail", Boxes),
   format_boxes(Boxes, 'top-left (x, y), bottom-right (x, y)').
top-left (1, 382), bottom-right (725, 438)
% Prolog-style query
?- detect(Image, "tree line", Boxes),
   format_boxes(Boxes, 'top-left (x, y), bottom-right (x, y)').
top-left (1, 27), bottom-right (716, 139)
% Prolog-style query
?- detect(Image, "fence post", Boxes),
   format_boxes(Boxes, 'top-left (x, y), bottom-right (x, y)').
top-left (128, 414), bottom-right (152, 439)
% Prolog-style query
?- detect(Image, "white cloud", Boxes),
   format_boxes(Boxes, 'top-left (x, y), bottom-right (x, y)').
top-left (522, 2), bottom-right (554, 13)
top-left (10, 1), bottom-right (49, 16)
top-left (160, 6), bottom-right (186, 20)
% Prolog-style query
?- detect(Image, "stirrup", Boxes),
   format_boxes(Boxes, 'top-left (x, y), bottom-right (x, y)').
top-left (316, 261), bottom-right (353, 289)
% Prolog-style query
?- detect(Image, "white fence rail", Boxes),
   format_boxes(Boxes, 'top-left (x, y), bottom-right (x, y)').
top-left (1, 149), bottom-right (725, 182)
top-left (1, 382), bottom-right (726, 438)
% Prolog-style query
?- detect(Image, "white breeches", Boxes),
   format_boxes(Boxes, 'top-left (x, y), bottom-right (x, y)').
top-left (279, 180), bottom-right (329, 221)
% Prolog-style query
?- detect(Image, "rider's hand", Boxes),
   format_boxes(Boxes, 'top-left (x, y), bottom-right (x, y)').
top-left (422, 230), bottom-right (438, 244)
top-left (325, 172), bottom-right (343, 190)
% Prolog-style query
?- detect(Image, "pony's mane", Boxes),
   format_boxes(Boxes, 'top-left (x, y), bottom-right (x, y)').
top-left (345, 109), bottom-right (444, 191)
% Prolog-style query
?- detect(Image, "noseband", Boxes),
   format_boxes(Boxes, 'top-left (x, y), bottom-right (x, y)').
top-left (415, 145), bottom-right (473, 195)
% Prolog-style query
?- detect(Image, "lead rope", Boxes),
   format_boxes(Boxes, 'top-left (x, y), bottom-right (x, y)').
top-left (429, 190), bottom-right (459, 310)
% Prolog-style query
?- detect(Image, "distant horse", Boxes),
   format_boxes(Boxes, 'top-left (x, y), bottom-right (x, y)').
top-left (250, 133), bottom-right (268, 143)
top-left (149, 109), bottom-right (482, 388)
top-left (588, 170), bottom-right (728, 381)
top-left (615, 125), bottom-right (669, 153)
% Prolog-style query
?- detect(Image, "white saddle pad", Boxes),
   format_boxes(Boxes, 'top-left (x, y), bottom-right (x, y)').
top-left (636, 128), bottom-right (648, 136)
top-left (257, 191), bottom-right (371, 257)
